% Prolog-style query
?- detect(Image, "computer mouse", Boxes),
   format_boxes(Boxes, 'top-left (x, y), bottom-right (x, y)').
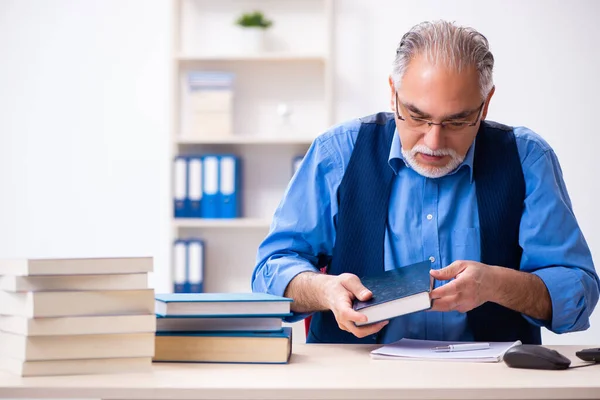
top-left (503, 344), bottom-right (571, 370)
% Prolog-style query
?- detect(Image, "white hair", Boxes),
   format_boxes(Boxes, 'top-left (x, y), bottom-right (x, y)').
top-left (391, 20), bottom-right (494, 100)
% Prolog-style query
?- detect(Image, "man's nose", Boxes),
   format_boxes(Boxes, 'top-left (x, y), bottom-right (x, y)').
top-left (423, 124), bottom-right (444, 151)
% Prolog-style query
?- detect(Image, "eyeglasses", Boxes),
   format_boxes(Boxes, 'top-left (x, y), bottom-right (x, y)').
top-left (395, 92), bottom-right (484, 133)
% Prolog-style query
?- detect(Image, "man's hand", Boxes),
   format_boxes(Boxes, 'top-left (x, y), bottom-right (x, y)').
top-left (322, 273), bottom-right (389, 338)
top-left (429, 260), bottom-right (493, 313)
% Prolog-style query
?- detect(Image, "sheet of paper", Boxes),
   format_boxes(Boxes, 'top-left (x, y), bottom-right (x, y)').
top-left (371, 338), bottom-right (522, 362)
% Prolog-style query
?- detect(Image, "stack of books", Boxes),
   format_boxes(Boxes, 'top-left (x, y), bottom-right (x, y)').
top-left (153, 292), bottom-right (293, 364)
top-left (0, 257), bottom-right (156, 376)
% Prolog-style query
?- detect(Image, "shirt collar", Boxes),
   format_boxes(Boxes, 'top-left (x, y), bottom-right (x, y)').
top-left (387, 128), bottom-right (476, 183)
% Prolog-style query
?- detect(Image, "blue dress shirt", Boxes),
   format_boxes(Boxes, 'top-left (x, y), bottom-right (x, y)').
top-left (251, 118), bottom-right (600, 342)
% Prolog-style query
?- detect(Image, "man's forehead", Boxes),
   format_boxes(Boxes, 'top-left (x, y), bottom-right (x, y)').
top-left (399, 57), bottom-right (481, 114)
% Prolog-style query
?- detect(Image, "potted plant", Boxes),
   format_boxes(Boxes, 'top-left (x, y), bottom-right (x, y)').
top-left (234, 11), bottom-right (273, 53)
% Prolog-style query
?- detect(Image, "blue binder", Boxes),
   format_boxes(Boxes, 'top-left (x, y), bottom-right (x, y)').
top-left (186, 239), bottom-right (204, 293)
top-left (292, 155), bottom-right (303, 176)
top-left (187, 156), bottom-right (203, 218)
top-left (219, 155), bottom-right (240, 218)
top-left (173, 156), bottom-right (188, 218)
top-left (201, 155), bottom-right (220, 218)
top-left (172, 239), bottom-right (187, 293)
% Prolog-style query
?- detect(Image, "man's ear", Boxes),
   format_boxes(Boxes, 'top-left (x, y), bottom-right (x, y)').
top-left (388, 75), bottom-right (396, 112)
top-left (481, 86), bottom-right (495, 120)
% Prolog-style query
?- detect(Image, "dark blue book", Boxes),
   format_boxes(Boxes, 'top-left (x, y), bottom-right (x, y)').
top-left (352, 260), bottom-right (434, 326)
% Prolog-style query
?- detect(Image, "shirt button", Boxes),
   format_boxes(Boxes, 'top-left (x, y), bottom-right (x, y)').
top-left (429, 256), bottom-right (435, 263)
top-left (426, 214), bottom-right (433, 220)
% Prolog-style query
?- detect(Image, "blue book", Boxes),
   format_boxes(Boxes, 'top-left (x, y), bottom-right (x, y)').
top-left (154, 327), bottom-right (293, 364)
top-left (352, 260), bottom-right (434, 326)
top-left (155, 293), bottom-right (292, 317)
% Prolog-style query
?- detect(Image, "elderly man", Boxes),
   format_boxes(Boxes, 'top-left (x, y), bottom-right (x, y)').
top-left (251, 20), bottom-right (599, 344)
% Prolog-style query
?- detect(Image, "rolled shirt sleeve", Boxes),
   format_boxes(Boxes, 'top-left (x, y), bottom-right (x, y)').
top-left (251, 125), bottom-right (353, 322)
top-left (516, 128), bottom-right (599, 333)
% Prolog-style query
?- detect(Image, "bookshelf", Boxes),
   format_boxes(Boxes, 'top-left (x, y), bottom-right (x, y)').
top-left (169, 0), bottom-right (334, 302)
top-left (172, 218), bottom-right (271, 229)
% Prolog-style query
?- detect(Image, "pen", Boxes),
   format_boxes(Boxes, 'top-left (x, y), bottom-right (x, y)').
top-left (432, 343), bottom-right (491, 352)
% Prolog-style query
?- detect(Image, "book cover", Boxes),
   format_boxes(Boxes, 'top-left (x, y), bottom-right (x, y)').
top-left (154, 327), bottom-right (292, 364)
top-left (352, 260), bottom-right (434, 326)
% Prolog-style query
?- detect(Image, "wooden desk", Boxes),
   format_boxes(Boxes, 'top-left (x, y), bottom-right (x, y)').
top-left (0, 344), bottom-right (598, 400)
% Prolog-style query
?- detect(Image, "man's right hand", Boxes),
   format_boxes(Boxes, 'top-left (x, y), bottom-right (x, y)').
top-left (322, 273), bottom-right (389, 338)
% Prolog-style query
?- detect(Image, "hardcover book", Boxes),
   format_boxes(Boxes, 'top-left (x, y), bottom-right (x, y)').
top-left (353, 260), bottom-right (434, 326)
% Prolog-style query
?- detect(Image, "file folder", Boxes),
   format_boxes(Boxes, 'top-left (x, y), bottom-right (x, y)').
top-left (187, 239), bottom-right (204, 293)
top-left (172, 239), bottom-right (187, 293)
top-left (292, 155), bottom-right (303, 176)
top-left (219, 155), bottom-right (239, 218)
top-left (201, 155), bottom-right (220, 218)
top-left (187, 156), bottom-right (203, 218)
top-left (173, 156), bottom-right (188, 218)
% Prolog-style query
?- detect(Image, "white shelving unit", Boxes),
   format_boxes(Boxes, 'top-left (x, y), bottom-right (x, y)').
top-left (169, 0), bottom-right (334, 298)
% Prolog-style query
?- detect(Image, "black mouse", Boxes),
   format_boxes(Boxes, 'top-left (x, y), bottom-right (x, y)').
top-left (503, 344), bottom-right (571, 370)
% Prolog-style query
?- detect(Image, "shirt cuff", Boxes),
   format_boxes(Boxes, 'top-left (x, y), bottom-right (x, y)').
top-left (523, 267), bottom-right (589, 333)
top-left (260, 262), bottom-right (319, 323)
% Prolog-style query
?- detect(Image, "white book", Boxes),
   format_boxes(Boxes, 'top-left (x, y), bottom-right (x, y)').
top-left (0, 332), bottom-right (155, 361)
top-left (0, 289), bottom-right (155, 318)
top-left (0, 314), bottom-right (156, 336)
top-left (156, 316), bottom-right (282, 333)
top-left (0, 356), bottom-right (152, 377)
top-left (0, 257), bottom-right (153, 276)
top-left (0, 273), bottom-right (148, 292)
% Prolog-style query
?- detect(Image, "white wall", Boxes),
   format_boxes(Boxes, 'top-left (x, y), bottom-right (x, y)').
top-left (0, 0), bottom-right (172, 290)
top-left (0, 0), bottom-right (598, 344)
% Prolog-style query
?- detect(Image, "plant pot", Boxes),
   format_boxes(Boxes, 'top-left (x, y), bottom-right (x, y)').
top-left (237, 27), bottom-right (266, 54)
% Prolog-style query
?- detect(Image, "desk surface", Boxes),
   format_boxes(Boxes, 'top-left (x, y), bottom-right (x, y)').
top-left (0, 344), bottom-right (598, 400)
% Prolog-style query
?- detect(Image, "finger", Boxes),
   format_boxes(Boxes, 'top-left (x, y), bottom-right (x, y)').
top-left (430, 260), bottom-right (468, 281)
top-left (430, 295), bottom-right (460, 312)
top-left (340, 274), bottom-right (372, 301)
top-left (343, 320), bottom-right (389, 339)
top-left (339, 304), bottom-right (369, 324)
top-left (430, 279), bottom-right (459, 299)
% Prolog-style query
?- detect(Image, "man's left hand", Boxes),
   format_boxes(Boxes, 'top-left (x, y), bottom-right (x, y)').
top-left (429, 260), bottom-right (495, 313)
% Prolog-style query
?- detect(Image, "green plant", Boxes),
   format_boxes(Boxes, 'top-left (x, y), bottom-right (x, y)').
top-left (235, 11), bottom-right (273, 29)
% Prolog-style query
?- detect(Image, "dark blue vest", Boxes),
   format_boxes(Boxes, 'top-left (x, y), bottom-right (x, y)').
top-left (306, 112), bottom-right (541, 345)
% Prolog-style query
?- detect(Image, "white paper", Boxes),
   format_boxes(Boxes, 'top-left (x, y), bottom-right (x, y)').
top-left (371, 338), bottom-right (522, 363)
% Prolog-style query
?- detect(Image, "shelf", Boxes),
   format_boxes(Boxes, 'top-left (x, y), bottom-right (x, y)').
top-left (177, 53), bottom-right (327, 63)
top-left (176, 136), bottom-right (314, 145)
top-left (173, 218), bottom-right (271, 229)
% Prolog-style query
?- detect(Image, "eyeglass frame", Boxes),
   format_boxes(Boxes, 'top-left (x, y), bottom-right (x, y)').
top-left (395, 92), bottom-right (485, 132)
